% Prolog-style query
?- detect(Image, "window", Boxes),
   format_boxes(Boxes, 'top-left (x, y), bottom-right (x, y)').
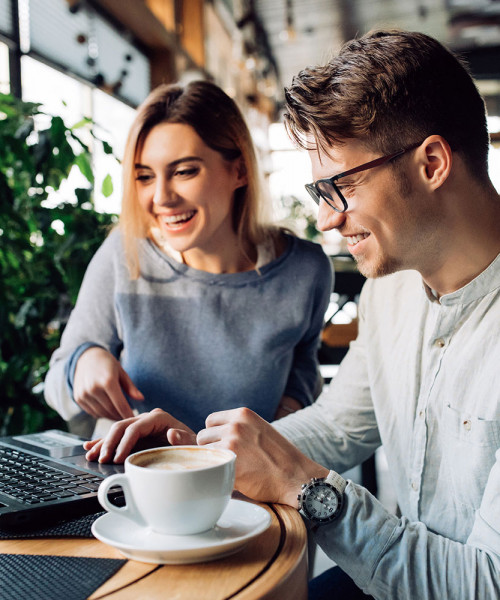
top-left (0, 40), bottom-right (9, 93)
top-left (21, 55), bottom-right (135, 212)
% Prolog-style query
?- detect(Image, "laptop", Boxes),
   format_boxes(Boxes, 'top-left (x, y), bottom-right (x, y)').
top-left (0, 429), bottom-right (124, 529)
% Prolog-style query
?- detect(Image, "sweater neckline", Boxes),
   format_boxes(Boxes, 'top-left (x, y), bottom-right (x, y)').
top-left (142, 233), bottom-right (296, 285)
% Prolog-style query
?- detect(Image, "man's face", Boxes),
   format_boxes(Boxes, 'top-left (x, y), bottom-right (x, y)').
top-left (308, 138), bottom-right (439, 278)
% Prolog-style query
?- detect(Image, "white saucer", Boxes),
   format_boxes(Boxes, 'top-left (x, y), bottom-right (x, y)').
top-left (91, 499), bottom-right (272, 564)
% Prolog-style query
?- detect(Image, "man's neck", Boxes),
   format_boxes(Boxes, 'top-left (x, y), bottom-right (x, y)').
top-left (421, 188), bottom-right (500, 297)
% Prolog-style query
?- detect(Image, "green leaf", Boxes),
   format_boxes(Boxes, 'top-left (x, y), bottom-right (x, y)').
top-left (71, 117), bottom-right (92, 130)
top-left (101, 173), bottom-right (114, 197)
top-left (75, 152), bottom-right (94, 184)
top-left (0, 92), bottom-right (116, 435)
top-left (102, 141), bottom-right (114, 155)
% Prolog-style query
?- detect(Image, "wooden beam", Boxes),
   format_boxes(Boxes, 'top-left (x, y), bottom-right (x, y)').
top-left (89, 0), bottom-right (178, 49)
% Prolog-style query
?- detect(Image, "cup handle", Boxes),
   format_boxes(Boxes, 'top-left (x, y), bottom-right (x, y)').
top-left (97, 473), bottom-right (147, 527)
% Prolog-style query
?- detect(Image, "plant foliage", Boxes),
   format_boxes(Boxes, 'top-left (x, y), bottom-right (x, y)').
top-left (0, 93), bottom-right (117, 435)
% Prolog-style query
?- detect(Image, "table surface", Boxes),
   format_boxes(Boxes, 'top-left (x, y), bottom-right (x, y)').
top-left (0, 501), bottom-right (308, 600)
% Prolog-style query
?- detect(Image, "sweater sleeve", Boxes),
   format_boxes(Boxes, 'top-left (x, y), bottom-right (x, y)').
top-left (283, 244), bottom-right (333, 406)
top-left (44, 230), bottom-right (124, 421)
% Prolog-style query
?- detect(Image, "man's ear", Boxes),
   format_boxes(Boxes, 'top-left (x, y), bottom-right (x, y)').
top-left (419, 135), bottom-right (452, 191)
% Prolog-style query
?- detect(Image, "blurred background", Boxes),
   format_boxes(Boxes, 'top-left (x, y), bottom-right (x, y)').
top-left (1, 0), bottom-right (500, 436)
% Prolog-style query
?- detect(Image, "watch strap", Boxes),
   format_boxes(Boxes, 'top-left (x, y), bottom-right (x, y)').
top-left (324, 470), bottom-right (347, 493)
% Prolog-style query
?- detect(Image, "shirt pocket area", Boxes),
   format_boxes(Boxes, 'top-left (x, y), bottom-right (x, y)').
top-left (442, 403), bottom-right (500, 510)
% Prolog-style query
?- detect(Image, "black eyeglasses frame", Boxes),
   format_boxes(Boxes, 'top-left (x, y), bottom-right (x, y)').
top-left (305, 141), bottom-right (423, 213)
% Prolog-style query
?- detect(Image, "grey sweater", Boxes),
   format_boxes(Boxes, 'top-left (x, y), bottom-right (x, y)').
top-left (44, 229), bottom-right (332, 432)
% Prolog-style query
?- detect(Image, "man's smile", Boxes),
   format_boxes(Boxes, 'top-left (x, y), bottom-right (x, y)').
top-left (346, 232), bottom-right (370, 246)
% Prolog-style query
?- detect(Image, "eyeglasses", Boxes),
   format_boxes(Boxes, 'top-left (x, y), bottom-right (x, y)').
top-left (305, 141), bottom-right (422, 213)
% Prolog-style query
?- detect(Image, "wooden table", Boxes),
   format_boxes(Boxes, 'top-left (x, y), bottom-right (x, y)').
top-left (0, 502), bottom-right (307, 600)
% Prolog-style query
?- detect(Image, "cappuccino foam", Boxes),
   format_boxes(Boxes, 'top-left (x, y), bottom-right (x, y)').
top-left (132, 448), bottom-right (227, 471)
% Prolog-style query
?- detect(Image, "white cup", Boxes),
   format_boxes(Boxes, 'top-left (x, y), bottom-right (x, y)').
top-left (97, 445), bottom-right (236, 536)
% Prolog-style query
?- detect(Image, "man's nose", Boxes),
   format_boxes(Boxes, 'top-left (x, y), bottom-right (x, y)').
top-left (316, 200), bottom-right (347, 232)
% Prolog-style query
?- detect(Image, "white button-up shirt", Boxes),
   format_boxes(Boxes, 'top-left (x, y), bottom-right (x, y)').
top-left (275, 253), bottom-right (500, 598)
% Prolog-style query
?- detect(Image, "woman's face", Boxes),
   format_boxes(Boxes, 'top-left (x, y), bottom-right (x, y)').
top-left (135, 122), bottom-right (246, 267)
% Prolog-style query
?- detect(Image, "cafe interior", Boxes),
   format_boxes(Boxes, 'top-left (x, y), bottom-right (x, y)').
top-left (1, 0), bottom-right (500, 598)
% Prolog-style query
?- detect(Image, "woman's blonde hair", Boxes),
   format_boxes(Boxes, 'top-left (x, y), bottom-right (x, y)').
top-left (120, 80), bottom-right (276, 277)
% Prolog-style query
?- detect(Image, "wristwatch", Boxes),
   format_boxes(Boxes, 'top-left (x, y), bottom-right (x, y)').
top-left (298, 470), bottom-right (346, 524)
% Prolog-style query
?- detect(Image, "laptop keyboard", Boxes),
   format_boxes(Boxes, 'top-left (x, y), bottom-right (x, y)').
top-left (0, 447), bottom-right (103, 505)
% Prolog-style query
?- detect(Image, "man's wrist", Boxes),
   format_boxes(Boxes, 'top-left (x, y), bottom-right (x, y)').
top-left (282, 466), bottom-right (330, 508)
top-left (298, 469), bottom-right (347, 524)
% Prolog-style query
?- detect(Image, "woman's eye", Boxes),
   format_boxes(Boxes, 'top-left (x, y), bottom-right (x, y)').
top-left (135, 172), bottom-right (153, 182)
top-left (174, 167), bottom-right (199, 178)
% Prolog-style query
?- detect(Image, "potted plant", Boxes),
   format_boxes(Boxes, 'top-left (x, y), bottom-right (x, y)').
top-left (0, 92), bottom-right (116, 435)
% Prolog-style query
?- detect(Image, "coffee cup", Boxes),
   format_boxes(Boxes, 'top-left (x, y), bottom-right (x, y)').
top-left (97, 445), bottom-right (236, 536)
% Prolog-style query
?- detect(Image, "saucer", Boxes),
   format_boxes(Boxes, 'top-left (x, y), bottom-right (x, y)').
top-left (91, 499), bottom-right (272, 564)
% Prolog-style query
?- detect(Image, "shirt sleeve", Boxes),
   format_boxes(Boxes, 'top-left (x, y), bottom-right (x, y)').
top-left (313, 471), bottom-right (500, 599)
top-left (283, 247), bottom-right (333, 407)
top-left (43, 230), bottom-right (123, 421)
top-left (274, 279), bottom-right (381, 471)
top-left (275, 276), bottom-right (500, 597)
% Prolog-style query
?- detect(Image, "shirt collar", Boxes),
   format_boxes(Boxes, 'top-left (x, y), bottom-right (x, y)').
top-left (422, 252), bottom-right (500, 306)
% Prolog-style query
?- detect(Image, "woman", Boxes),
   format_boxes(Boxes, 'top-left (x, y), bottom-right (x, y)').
top-left (44, 80), bottom-right (332, 441)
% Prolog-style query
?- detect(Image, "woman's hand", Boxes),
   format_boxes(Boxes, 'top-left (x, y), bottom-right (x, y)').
top-left (83, 408), bottom-right (197, 463)
top-left (197, 408), bottom-right (328, 506)
top-left (73, 347), bottom-right (144, 420)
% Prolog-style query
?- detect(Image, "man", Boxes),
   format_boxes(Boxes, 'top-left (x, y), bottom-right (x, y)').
top-left (86, 30), bottom-right (500, 598)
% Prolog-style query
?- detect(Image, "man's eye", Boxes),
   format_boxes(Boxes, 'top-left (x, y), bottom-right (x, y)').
top-left (337, 184), bottom-right (355, 196)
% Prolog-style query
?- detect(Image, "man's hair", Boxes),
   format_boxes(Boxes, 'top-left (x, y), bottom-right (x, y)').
top-left (284, 30), bottom-right (489, 179)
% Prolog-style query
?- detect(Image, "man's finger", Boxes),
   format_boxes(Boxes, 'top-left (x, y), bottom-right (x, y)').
top-left (205, 408), bottom-right (244, 427)
top-left (97, 417), bottom-right (140, 463)
top-left (83, 438), bottom-right (101, 450)
top-left (85, 439), bottom-right (103, 461)
top-left (197, 425), bottom-right (225, 446)
top-left (111, 414), bottom-right (165, 462)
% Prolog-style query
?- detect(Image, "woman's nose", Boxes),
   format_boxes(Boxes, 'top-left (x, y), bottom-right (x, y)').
top-left (316, 200), bottom-right (347, 232)
top-left (153, 179), bottom-right (174, 206)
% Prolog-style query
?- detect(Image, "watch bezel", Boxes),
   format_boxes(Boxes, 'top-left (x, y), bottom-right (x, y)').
top-left (300, 480), bottom-right (343, 523)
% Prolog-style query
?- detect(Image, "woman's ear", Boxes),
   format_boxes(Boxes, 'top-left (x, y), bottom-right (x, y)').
top-left (419, 135), bottom-right (452, 191)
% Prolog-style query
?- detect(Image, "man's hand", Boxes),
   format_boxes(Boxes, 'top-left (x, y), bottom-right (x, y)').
top-left (197, 408), bottom-right (329, 507)
top-left (73, 347), bottom-right (144, 420)
top-left (83, 408), bottom-right (196, 463)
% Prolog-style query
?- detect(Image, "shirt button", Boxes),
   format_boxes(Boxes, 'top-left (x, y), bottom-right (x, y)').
top-left (419, 410), bottom-right (424, 419)
top-left (435, 338), bottom-right (446, 348)
top-left (463, 419), bottom-right (471, 431)
top-left (411, 481), bottom-right (419, 491)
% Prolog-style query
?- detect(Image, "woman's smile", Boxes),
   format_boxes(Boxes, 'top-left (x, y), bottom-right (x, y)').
top-left (135, 122), bottom-right (247, 271)
top-left (157, 209), bottom-right (198, 230)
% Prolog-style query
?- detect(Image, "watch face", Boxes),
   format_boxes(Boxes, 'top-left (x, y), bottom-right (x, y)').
top-left (303, 482), bottom-right (341, 522)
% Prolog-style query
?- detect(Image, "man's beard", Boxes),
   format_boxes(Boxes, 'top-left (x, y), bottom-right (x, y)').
top-left (353, 250), bottom-right (403, 279)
